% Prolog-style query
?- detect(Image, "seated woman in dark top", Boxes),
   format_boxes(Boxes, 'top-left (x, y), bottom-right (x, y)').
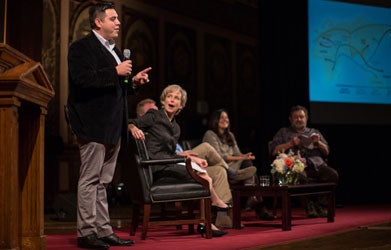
top-left (128, 84), bottom-right (228, 237)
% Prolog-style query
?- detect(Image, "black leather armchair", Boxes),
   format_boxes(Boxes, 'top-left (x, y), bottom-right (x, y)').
top-left (128, 139), bottom-right (212, 239)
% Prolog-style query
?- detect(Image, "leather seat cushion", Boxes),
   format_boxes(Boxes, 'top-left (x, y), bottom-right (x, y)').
top-left (150, 180), bottom-right (210, 201)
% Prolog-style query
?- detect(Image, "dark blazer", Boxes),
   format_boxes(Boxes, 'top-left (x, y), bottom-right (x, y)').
top-left (67, 31), bottom-right (135, 144)
top-left (128, 109), bottom-right (181, 159)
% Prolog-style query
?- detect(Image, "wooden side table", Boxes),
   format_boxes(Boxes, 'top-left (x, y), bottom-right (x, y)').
top-left (231, 183), bottom-right (337, 230)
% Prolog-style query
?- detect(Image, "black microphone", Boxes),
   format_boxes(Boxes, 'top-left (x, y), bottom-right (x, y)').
top-left (123, 49), bottom-right (131, 84)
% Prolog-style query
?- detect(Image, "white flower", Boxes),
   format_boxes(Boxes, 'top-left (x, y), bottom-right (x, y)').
top-left (272, 158), bottom-right (286, 174)
top-left (271, 150), bottom-right (307, 175)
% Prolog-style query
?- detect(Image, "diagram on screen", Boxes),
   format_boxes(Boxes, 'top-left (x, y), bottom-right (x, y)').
top-left (308, 0), bottom-right (391, 104)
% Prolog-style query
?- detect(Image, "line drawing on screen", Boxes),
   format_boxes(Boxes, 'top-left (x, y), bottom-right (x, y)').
top-left (308, 0), bottom-right (391, 104)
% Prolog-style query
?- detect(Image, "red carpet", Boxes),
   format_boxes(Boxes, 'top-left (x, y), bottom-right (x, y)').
top-left (46, 203), bottom-right (391, 250)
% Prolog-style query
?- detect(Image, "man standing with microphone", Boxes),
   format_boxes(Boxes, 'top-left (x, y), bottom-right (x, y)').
top-left (66, 1), bottom-right (151, 249)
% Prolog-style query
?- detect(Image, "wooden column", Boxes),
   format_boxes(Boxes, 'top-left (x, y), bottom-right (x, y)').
top-left (0, 44), bottom-right (54, 250)
top-left (0, 101), bottom-right (20, 250)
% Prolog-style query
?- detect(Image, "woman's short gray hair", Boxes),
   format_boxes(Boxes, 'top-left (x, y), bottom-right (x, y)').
top-left (160, 84), bottom-right (187, 109)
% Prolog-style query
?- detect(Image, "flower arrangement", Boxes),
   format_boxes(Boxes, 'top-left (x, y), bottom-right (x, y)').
top-left (271, 150), bottom-right (307, 185)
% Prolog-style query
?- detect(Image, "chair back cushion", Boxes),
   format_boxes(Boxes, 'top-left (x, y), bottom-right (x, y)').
top-left (135, 139), bottom-right (150, 160)
top-left (181, 139), bottom-right (202, 151)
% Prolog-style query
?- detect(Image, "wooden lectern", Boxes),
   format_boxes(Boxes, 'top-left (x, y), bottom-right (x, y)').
top-left (0, 43), bottom-right (55, 250)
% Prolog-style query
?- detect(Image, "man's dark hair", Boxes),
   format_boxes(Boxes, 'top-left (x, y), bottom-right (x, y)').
top-left (289, 105), bottom-right (309, 118)
top-left (89, 1), bottom-right (115, 29)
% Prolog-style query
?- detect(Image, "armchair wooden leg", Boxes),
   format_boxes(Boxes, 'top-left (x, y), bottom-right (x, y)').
top-left (204, 198), bottom-right (212, 239)
top-left (130, 203), bottom-right (140, 236)
top-left (142, 204), bottom-right (151, 240)
top-left (175, 201), bottom-right (183, 230)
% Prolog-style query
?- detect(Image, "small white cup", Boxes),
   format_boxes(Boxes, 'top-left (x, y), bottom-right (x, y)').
top-left (259, 175), bottom-right (270, 186)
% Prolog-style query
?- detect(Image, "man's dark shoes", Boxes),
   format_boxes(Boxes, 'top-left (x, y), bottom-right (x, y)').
top-left (77, 233), bottom-right (109, 250)
top-left (99, 233), bottom-right (134, 246)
